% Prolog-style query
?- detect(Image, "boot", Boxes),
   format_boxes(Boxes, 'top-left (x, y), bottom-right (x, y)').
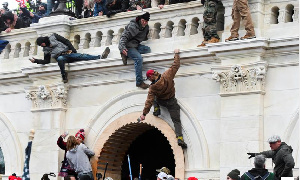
top-left (136, 82), bottom-right (149, 89)
top-left (121, 53), bottom-right (127, 65)
top-left (177, 136), bottom-right (187, 149)
top-left (153, 106), bottom-right (161, 116)
top-left (207, 37), bottom-right (220, 43)
top-left (240, 35), bottom-right (256, 40)
top-left (101, 47), bottom-right (110, 59)
top-left (225, 36), bottom-right (239, 42)
top-left (62, 72), bottom-right (68, 83)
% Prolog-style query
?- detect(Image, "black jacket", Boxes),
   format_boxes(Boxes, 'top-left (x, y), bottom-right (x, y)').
top-left (106, 0), bottom-right (129, 17)
top-left (34, 33), bottom-right (77, 64)
top-left (260, 142), bottom-right (295, 179)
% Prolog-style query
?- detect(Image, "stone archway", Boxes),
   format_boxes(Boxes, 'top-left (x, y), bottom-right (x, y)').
top-left (0, 112), bottom-right (23, 176)
top-left (91, 112), bottom-right (185, 180)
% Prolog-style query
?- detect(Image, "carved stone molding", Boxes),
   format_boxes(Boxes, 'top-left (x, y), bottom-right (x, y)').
top-left (212, 62), bottom-right (268, 96)
top-left (25, 84), bottom-right (68, 111)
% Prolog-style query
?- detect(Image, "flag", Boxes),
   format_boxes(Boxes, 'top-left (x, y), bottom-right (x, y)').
top-left (22, 141), bottom-right (32, 180)
top-left (15, 0), bottom-right (26, 8)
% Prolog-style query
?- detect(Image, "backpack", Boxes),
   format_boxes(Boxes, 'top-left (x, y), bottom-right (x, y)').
top-left (244, 172), bottom-right (274, 180)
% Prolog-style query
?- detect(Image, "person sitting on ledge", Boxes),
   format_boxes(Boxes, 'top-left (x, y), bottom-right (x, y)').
top-left (30, 33), bottom-right (110, 83)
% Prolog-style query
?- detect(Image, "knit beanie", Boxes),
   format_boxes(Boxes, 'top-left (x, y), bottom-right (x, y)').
top-left (36, 36), bottom-right (50, 47)
top-left (75, 129), bottom-right (85, 141)
top-left (227, 169), bottom-right (240, 180)
top-left (137, 12), bottom-right (150, 21)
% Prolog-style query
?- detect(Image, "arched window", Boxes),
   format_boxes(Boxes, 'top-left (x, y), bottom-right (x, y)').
top-left (74, 35), bottom-right (80, 50)
top-left (165, 21), bottom-right (174, 38)
top-left (83, 33), bottom-right (91, 49)
top-left (177, 19), bottom-right (187, 36)
top-left (153, 23), bottom-right (162, 39)
top-left (0, 147), bottom-right (5, 174)
top-left (106, 30), bottom-right (114, 46)
top-left (94, 31), bottom-right (103, 47)
top-left (271, 6), bottom-right (279, 24)
top-left (285, 4), bottom-right (294, 22)
top-left (190, 17), bottom-right (199, 35)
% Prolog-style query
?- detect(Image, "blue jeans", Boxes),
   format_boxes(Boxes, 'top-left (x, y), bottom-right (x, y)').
top-left (127, 45), bottom-right (151, 86)
top-left (56, 53), bottom-right (100, 75)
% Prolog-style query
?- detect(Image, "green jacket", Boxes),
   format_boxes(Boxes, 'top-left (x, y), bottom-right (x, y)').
top-left (260, 142), bottom-right (295, 179)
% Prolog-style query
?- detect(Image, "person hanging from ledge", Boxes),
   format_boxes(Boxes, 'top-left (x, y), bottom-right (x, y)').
top-left (197, 0), bottom-right (220, 47)
top-left (138, 49), bottom-right (188, 149)
top-left (225, 0), bottom-right (256, 41)
top-left (118, 12), bottom-right (151, 89)
top-left (30, 33), bottom-right (111, 83)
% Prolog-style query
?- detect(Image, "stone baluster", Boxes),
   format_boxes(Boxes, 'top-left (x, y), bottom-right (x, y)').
top-left (148, 28), bottom-right (154, 39)
top-left (184, 22), bottom-right (191, 36)
top-left (19, 46), bottom-right (25, 58)
top-left (165, 26), bottom-right (173, 38)
top-left (159, 26), bottom-right (166, 39)
top-left (293, 7), bottom-right (298, 22)
top-left (79, 37), bottom-right (85, 49)
top-left (101, 35), bottom-right (108, 47)
top-left (112, 33), bottom-right (118, 45)
top-left (172, 25), bottom-right (179, 37)
top-left (90, 34), bottom-right (96, 47)
top-left (278, 9), bottom-right (286, 23)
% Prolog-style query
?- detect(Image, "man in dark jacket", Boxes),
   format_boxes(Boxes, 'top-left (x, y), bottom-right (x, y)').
top-left (105, 0), bottom-right (129, 17)
top-left (241, 155), bottom-right (274, 180)
top-left (139, 49), bottom-right (187, 149)
top-left (247, 135), bottom-right (295, 180)
top-left (19, 3), bottom-right (47, 25)
top-left (94, 0), bottom-right (107, 16)
top-left (118, 12), bottom-right (151, 89)
top-left (30, 33), bottom-right (110, 83)
top-left (2, 11), bottom-right (27, 33)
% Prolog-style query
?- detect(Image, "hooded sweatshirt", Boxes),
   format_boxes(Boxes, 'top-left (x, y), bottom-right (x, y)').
top-left (143, 54), bottom-right (180, 115)
top-left (260, 142), bottom-right (295, 178)
top-left (66, 143), bottom-right (95, 174)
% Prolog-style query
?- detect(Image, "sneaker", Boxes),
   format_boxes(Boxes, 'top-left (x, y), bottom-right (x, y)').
top-left (121, 53), bottom-right (127, 65)
top-left (136, 82), bottom-right (149, 89)
top-left (177, 136), bottom-right (187, 149)
top-left (240, 35), bottom-right (256, 40)
top-left (207, 37), bottom-right (220, 43)
top-left (153, 107), bottom-right (161, 116)
top-left (62, 72), bottom-right (68, 83)
top-left (101, 47), bottom-right (110, 59)
top-left (225, 36), bottom-right (239, 42)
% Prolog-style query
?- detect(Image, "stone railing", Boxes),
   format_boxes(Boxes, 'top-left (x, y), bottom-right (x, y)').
top-left (0, 1), bottom-right (206, 70)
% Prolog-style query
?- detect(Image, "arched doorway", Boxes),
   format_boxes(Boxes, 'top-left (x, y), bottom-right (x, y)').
top-left (97, 123), bottom-right (175, 180)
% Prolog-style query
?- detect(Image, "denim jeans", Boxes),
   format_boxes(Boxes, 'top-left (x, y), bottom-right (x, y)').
top-left (56, 53), bottom-right (100, 75)
top-left (127, 44), bottom-right (151, 86)
top-left (78, 171), bottom-right (94, 180)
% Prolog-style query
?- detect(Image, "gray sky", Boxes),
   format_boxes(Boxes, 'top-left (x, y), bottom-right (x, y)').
top-left (0, 0), bottom-right (47, 11)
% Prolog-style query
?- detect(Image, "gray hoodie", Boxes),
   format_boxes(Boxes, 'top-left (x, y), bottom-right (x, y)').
top-left (66, 143), bottom-right (95, 174)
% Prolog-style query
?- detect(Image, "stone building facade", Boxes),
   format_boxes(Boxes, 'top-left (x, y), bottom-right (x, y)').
top-left (0, 0), bottom-right (299, 180)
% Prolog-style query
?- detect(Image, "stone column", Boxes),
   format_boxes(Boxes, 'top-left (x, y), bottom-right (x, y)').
top-left (209, 39), bottom-right (269, 178)
top-left (25, 84), bottom-right (69, 180)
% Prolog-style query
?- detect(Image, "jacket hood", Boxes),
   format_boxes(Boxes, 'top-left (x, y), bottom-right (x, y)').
top-left (279, 142), bottom-right (293, 153)
top-left (248, 168), bottom-right (269, 177)
top-left (69, 145), bottom-right (78, 153)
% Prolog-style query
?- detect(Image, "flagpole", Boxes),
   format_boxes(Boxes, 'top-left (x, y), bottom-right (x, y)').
top-left (127, 155), bottom-right (133, 180)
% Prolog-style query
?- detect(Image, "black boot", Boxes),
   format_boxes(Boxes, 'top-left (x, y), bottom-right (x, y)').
top-left (177, 136), bottom-right (187, 149)
top-left (101, 47), bottom-right (110, 59)
top-left (62, 72), bottom-right (68, 83)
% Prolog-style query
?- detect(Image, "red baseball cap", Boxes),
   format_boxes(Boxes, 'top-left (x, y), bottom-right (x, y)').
top-left (146, 69), bottom-right (154, 79)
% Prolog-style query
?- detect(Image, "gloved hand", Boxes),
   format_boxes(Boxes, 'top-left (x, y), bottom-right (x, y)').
top-left (247, 153), bottom-right (256, 159)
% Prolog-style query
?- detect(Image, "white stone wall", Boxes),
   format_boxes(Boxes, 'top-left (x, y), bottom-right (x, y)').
top-left (0, 1), bottom-right (299, 180)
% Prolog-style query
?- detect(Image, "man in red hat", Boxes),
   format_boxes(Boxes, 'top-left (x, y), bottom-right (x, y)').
top-left (139, 49), bottom-right (187, 149)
